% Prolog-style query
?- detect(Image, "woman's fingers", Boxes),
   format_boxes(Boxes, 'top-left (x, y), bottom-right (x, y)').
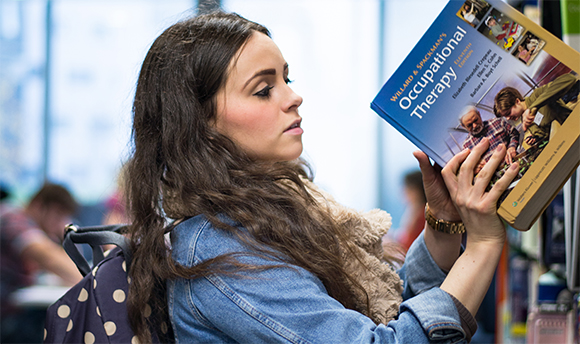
top-left (441, 148), bottom-right (470, 197)
top-left (413, 151), bottom-right (434, 180)
top-left (487, 161), bottom-right (519, 203)
top-left (414, 150), bottom-right (462, 221)
top-left (413, 151), bottom-right (443, 188)
top-left (472, 143), bottom-right (506, 193)
top-left (443, 148), bottom-right (469, 176)
top-left (456, 138), bottom-right (489, 191)
top-left (425, 138), bottom-right (517, 223)
top-left (464, 143), bottom-right (518, 211)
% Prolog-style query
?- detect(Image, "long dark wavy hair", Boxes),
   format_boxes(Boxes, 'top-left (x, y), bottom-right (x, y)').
top-left (125, 11), bottom-right (389, 343)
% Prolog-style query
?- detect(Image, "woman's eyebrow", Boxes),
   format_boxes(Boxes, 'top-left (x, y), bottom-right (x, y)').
top-left (244, 68), bottom-right (276, 89)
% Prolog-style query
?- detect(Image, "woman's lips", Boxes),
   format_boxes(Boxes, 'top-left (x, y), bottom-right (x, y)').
top-left (284, 120), bottom-right (303, 134)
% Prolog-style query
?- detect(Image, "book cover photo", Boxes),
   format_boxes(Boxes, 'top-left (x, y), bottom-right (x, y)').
top-left (372, 0), bottom-right (580, 230)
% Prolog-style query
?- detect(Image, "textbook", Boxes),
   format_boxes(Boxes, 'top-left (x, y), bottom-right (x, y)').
top-left (371, 0), bottom-right (580, 231)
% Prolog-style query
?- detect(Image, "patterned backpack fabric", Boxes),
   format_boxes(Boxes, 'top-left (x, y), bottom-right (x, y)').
top-left (43, 225), bottom-right (173, 344)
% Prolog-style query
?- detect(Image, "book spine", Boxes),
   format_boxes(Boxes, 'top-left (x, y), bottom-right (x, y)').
top-left (561, 0), bottom-right (580, 52)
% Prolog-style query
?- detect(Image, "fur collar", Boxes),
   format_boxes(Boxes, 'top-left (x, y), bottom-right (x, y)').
top-left (303, 179), bottom-right (403, 324)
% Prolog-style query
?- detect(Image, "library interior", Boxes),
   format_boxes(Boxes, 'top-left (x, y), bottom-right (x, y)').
top-left (1, 0), bottom-right (579, 343)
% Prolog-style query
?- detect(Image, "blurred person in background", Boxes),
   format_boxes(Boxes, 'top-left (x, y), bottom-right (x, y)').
top-left (1, 182), bottom-right (82, 343)
top-left (393, 170), bottom-right (427, 252)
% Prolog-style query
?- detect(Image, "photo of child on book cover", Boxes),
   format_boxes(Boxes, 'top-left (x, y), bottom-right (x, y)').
top-left (511, 31), bottom-right (546, 66)
top-left (448, 52), bottom-right (579, 194)
top-left (455, 0), bottom-right (491, 28)
top-left (478, 8), bottom-right (525, 51)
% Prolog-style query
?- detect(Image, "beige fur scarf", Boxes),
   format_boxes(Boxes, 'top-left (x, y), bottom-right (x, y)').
top-left (303, 179), bottom-right (403, 325)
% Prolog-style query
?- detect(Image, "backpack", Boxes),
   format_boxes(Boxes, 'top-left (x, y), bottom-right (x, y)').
top-left (43, 224), bottom-right (174, 343)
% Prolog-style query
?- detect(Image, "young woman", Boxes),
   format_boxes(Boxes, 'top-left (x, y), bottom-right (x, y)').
top-left (125, 12), bottom-right (519, 343)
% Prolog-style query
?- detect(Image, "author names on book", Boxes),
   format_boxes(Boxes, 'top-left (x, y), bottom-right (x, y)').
top-left (452, 49), bottom-right (503, 99)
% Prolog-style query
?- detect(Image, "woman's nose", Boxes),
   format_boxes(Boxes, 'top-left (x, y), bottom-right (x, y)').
top-left (285, 85), bottom-right (303, 111)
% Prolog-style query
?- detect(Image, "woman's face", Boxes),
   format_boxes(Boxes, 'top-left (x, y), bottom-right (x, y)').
top-left (214, 32), bottom-right (304, 162)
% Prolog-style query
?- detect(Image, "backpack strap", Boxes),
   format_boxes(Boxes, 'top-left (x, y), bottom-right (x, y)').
top-left (62, 224), bottom-right (131, 277)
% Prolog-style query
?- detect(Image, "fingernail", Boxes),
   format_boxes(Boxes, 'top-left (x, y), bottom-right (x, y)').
top-left (510, 162), bottom-right (518, 170)
top-left (496, 144), bottom-right (504, 151)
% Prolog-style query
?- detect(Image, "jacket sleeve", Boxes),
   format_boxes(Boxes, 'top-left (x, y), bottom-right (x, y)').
top-left (169, 222), bottom-right (473, 344)
top-left (398, 232), bottom-right (448, 299)
top-left (398, 232), bottom-right (477, 341)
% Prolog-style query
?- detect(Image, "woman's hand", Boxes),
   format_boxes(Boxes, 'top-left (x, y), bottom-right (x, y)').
top-left (413, 151), bottom-right (460, 222)
top-left (440, 138), bottom-right (519, 244)
top-left (413, 150), bottom-right (463, 272)
top-left (439, 138), bottom-right (519, 316)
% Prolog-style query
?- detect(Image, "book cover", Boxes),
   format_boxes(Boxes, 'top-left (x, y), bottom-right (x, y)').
top-left (371, 0), bottom-right (580, 230)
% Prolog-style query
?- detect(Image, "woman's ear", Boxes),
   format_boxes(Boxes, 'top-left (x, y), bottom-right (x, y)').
top-left (208, 116), bottom-right (217, 128)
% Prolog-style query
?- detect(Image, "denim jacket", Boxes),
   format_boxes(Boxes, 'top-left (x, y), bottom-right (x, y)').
top-left (167, 215), bottom-right (476, 343)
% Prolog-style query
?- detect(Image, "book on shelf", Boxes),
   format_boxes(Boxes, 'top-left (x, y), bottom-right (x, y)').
top-left (542, 190), bottom-right (566, 266)
top-left (563, 169), bottom-right (579, 292)
top-left (561, 0), bottom-right (580, 50)
top-left (371, 0), bottom-right (580, 231)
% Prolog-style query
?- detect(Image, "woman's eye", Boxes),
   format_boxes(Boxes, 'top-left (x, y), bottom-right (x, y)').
top-left (284, 77), bottom-right (293, 84)
top-left (253, 85), bottom-right (274, 98)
